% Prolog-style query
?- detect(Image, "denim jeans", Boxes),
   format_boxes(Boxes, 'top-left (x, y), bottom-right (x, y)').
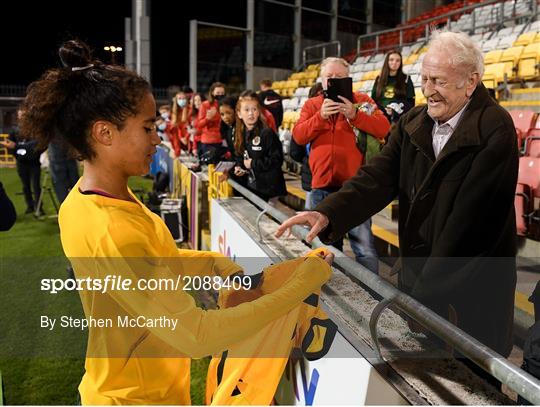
top-left (16, 161), bottom-right (41, 211)
top-left (304, 190), bottom-right (312, 210)
top-left (49, 159), bottom-right (79, 203)
top-left (48, 141), bottom-right (80, 203)
top-left (310, 188), bottom-right (379, 274)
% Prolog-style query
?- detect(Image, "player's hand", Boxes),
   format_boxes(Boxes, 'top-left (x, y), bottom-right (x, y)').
top-left (314, 250), bottom-right (334, 266)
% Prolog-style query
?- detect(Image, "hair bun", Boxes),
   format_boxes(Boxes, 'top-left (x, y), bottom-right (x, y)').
top-left (59, 40), bottom-right (92, 69)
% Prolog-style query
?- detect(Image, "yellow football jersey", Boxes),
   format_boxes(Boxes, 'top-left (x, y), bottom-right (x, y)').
top-left (59, 181), bottom-right (332, 405)
top-left (206, 249), bottom-right (337, 405)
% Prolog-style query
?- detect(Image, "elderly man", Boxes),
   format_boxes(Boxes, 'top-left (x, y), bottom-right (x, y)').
top-left (292, 57), bottom-right (390, 274)
top-left (277, 31), bottom-right (518, 363)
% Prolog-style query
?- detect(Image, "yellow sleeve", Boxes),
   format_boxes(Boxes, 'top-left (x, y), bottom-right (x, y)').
top-left (77, 226), bottom-right (332, 359)
top-left (177, 248), bottom-right (242, 278)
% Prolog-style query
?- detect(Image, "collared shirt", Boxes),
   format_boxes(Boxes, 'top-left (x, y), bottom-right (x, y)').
top-left (430, 101), bottom-right (469, 159)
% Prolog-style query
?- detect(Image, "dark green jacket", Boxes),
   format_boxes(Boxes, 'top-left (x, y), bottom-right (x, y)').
top-left (316, 84), bottom-right (518, 356)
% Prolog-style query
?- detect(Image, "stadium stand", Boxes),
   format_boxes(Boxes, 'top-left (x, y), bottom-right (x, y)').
top-left (516, 133), bottom-right (540, 238)
top-left (509, 109), bottom-right (538, 148)
top-left (269, 0), bottom-right (540, 242)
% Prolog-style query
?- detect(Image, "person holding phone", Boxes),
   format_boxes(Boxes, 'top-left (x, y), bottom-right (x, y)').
top-left (291, 57), bottom-right (390, 274)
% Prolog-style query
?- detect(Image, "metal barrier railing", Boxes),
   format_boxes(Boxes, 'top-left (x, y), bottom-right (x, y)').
top-left (221, 176), bottom-right (540, 405)
top-left (302, 41), bottom-right (341, 67)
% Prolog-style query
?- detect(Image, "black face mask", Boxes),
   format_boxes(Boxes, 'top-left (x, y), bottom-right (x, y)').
top-left (214, 94), bottom-right (225, 102)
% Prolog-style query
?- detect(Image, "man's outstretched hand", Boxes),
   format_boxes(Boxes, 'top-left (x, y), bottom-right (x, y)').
top-left (275, 211), bottom-right (330, 243)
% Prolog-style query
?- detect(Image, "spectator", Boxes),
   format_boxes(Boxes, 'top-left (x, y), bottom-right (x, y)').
top-left (169, 91), bottom-right (190, 156)
top-left (219, 96), bottom-right (237, 159)
top-left (181, 85), bottom-right (194, 102)
top-left (0, 109), bottom-right (44, 216)
top-left (258, 79), bottom-right (283, 128)
top-left (187, 93), bottom-right (205, 156)
top-left (289, 83), bottom-right (323, 210)
top-left (156, 105), bottom-right (171, 142)
top-left (197, 82), bottom-right (226, 158)
top-left (371, 50), bottom-right (415, 125)
top-left (519, 281), bottom-right (540, 405)
top-left (261, 105), bottom-right (277, 132)
top-left (277, 31), bottom-right (518, 380)
top-left (0, 182), bottom-right (16, 231)
top-left (21, 39), bottom-right (333, 405)
top-left (231, 90), bottom-right (287, 202)
top-left (289, 57), bottom-right (390, 274)
top-left (48, 139), bottom-right (79, 204)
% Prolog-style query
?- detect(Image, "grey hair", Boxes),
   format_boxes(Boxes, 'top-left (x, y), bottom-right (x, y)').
top-left (427, 30), bottom-right (484, 79)
top-left (320, 57), bottom-right (350, 74)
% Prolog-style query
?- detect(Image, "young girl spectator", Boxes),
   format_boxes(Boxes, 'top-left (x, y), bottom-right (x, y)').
top-left (187, 92), bottom-right (204, 155)
top-left (21, 39), bottom-right (332, 405)
top-left (156, 105), bottom-right (171, 142)
top-left (196, 82), bottom-right (225, 158)
top-left (371, 50), bottom-right (415, 124)
top-left (232, 90), bottom-right (287, 202)
top-left (169, 91), bottom-right (190, 156)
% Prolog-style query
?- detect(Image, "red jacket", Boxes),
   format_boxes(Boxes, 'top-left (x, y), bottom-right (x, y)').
top-left (197, 100), bottom-right (222, 144)
top-left (293, 92), bottom-right (390, 189)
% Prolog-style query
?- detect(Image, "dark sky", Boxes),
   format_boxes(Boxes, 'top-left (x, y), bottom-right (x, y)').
top-left (2, 1), bottom-right (398, 89)
top-left (2, 0), bottom-right (246, 88)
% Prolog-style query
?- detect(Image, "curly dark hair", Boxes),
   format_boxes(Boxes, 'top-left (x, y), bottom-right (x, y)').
top-left (20, 39), bottom-right (151, 160)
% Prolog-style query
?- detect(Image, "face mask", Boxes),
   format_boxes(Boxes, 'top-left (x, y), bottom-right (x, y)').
top-left (214, 94), bottom-right (225, 102)
top-left (158, 123), bottom-right (167, 131)
top-left (161, 112), bottom-right (170, 120)
top-left (177, 99), bottom-right (187, 108)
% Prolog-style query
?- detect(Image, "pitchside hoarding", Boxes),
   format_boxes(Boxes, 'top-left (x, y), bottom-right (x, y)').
top-left (211, 199), bottom-right (407, 405)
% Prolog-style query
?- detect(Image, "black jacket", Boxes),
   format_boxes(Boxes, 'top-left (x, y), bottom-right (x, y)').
top-left (221, 122), bottom-right (236, 158)
top-left (259, 89), bottom-right (283, 128)
top-left (0, 182), bottom-right (16, 231)
top-left (241, 126), bottom-right (287, 200)
top-left (316, 84), bottom-right (518, 357)
top-left (8, 127), bottom-right (42, 165)
top-left (289, 138), bottom-right (312, 192)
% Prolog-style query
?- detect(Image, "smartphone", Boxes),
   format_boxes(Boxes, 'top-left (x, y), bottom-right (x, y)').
top-left (324, 77), bottom-right (353, 103)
